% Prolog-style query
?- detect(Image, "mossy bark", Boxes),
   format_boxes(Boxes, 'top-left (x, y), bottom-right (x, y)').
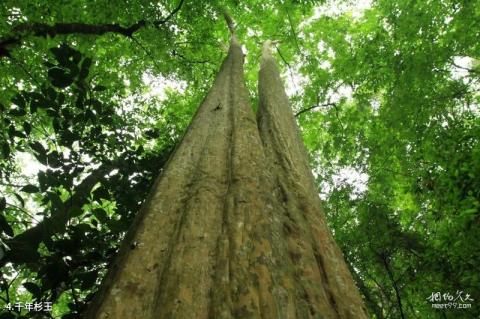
top-left (83, 39), bottom-right (368, 319)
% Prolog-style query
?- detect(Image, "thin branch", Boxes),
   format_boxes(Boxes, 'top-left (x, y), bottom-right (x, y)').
top-left (450, 61), bottom-right (479, 75)
top-left (3, 272), bottom-right (20, 305)
top-left (171, 50), bottom-right (213, 65)
top-left (6, 202), bottom-right (41, 223)
top-left (130, 36), bottom-right (164, 71)
top-left (295, 102), bottom-right (337, 117)
top-left (153, 0), bottom-right (185, 28)
top-left (285, 7), bottom-right (302, 57)
top-left (0, 0), bottom-right (185, 58)
top-left (380, 254), bottom-right (406, 319)
top-left (275, 44), bottom-right (300, 96)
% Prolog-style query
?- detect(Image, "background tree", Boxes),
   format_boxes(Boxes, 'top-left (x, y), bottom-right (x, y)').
top-left (0, 0), bottom-right (478, 318)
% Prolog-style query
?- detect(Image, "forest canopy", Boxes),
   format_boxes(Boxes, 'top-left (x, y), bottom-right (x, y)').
top-left (0, 0), bottom-right (479, 318)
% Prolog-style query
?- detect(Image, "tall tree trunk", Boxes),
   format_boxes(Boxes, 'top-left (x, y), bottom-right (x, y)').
top-left (83, 38), bottom-right (368, 319)
top-left (256, 41), bottom-right (369, 318)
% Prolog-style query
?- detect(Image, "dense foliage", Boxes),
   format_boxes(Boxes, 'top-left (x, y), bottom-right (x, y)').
top-left (0, 0), bottom-right (478, 318)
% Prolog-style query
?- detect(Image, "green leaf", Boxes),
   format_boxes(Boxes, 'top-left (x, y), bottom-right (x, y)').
top-left (80, 270), bottom-right (98, 290)
top-left (23, 121), bottom-right (32, 135)
top-left (48, 67), bottom-right (74, 88)
top-left (30, 142), bottom-right (48, 165)
top-left (1, 142), bottom-right (10, 158)
top-left (21, 184), bottom-right (39, 193)
top-left (79, 57), bottom-right (92, 79)
top-left (34, 152), bottom-right (48, 166)
top-left (11, 94), bottom-right (26, 109)
top-left (47, 151), bottom-right (62, 168)
top-left (74, 223), bottom-right (92, 234)
top-left (23, 282), bottom-right (42, 298)
top-left (93, 208), bottom-right (108, 223)
top-left (0, 214), bottom-right (14, 237)
top-left (90, 99), bottom-right (103, 113)
top-left (13, 193), bottom-right (25, 207)
top-left (93, 85), bottom-right (107, 91)
top-left (69, 206), bottom-right (83, 218)
top-left (50, 44), bottom-right (82, 65)
top-left (57, 92), bottom-right (66, 105)
top-left (28, 92), bottom-right (49, 111)
top-left (38, 171), bottom-right (48, 191)
top-left (9, 125), bottom-right (25, 138)
top-left (44, 86), bottom-right (57, 100)
top-left (52, 118), bottom-right (61, 132)
top-left (8, 107), bottom-right (27, 116)
top-left (47, 191), bottom-right (65, 213)
top-left (30, 141), bottom-right (46, 155)
top-left (93, 187), bottom-right (109, 200)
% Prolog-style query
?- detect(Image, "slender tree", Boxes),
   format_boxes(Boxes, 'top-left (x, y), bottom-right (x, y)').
top-left (83, 35), bottom-right (368, 318)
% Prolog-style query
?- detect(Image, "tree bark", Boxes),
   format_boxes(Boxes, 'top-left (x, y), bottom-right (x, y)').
top-left (83, 38), bottom-right (368, 319)
top-left (256, 41), bottom-right (368, 318)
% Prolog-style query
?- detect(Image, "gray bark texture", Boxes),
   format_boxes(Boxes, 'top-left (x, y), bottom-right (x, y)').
top-left (83, 38), bottom-right (368, 319)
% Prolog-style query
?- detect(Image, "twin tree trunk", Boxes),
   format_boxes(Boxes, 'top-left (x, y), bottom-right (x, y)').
top-left (83, 38), bottom-right (368, 319)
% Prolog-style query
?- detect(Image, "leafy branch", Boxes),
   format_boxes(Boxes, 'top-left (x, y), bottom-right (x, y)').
top-left (0, 0), bottom-right (185, 58)
top-left (0, 163), bottom-right (115, 266)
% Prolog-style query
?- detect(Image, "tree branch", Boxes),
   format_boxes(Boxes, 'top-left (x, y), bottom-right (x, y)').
top-left (450, 61), bottom-right (479, 75)
top-left (380, 254), bottom-right (406, 319)
top-left (295, 102), bottom-right (337, 117)
top-left (153, 0), bottom-right (185, 28)
top-left (275, 44), bottom-right (300, 96)
top-left (0, 163), bottom-right (115, 266)
top-left (0, 0), bottom-right (185, 58)
top-left (284, 7), bottom-right (302, 57)
top-left (171, 50), bottom-right (213, 65)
